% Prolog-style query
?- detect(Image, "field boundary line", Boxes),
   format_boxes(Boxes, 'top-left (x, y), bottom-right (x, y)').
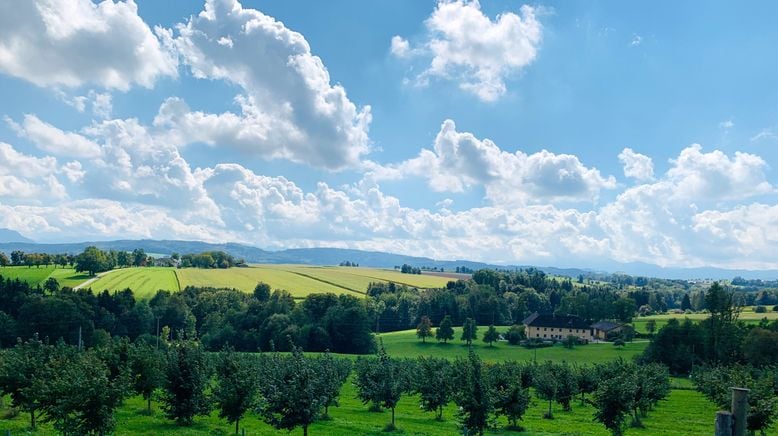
top-left (285, 270), bottom-right (366, 295)
top-left (173, 268), bottom-right (182, 291)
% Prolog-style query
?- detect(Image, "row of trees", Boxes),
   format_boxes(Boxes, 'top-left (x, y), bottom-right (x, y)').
top-left (398, 264), bottom-right (422, 274)
top-left (177, 251), bottom-right (243, 269)
top-left (640, 282), bottom-right (778, 373)
top-left (352, 346), bottom-right (669, 436)
top-left (1, 251), bottom-right (77, 268)
top-left (0, 337), bottom-right (352, 435)
top-left (0, 277), bottom-right (376, 354)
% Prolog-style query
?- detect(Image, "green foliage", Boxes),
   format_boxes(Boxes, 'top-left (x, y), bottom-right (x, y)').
top-left (554, 362), bottom-right (579, 412)
top-left (160, 340), bottom-right (211, 426)
top-left (742, 328), bottom-right (778, 366)
top-left (416, 315), bottom-right (433, 343)
top-left (592, 374), bottom-right (635, 435)
top-left (461, 318), bottom-right (478, 345)
top-left (435, 315), bottom-right (454, 343)
top-left (488, 362), bottom-right (530, 429)
top-left (0, 336), bottom-right (53, 429)
top-left (257, 347), bottom-right (332, 436)
top-left (482, 324), bottom-right (499, 347)
top-left (75, 246), bottom-right (113, 276)
top-left (504, 324), bottom-right (525, 345)
top-left (213, 349), bottom-right (258, 433)
top-left (129, 343), bottom-right (166, 413)
top-left (454, 349), bottom-right (491, 435)
top-left (317, 351), bottom-right (352, 418)
top-left (412, 356), bottom-right (454, 420)
top-left (533, 362), bottom-right (558, 419)
top-left (352, 342), bottom-right (411, 429)
top-left (692, 364), bottom-right (778, 434)
top-left (40, 348), bottom-right (130, 435)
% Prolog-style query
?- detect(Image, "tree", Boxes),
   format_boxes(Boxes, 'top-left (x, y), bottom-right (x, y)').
top-left (554, 362), bottom-right (579, 412)
top-left (489, 363), bottom-right (530, 430)
top-left (253, 282), bottom-right (271, 302)
top-left (40, 349), bottom-right (130, 436)
top-left (534, 362), bottom-right (558, 419)
top-left (613, 297), bottom-right (636, 323)
top-left (0, 252), bottom-right (8, 266)
top-left (318, 351), bottom-right (352, 418)
top-left (258, 347), bottom-right (329, 436)
top-left (132, 248), bottom-right (147, 267)
top-left (743, 328), bottom-right (778, 366)
top-left (416, 315), bottom-right (433, 343)
top-left (352, 342), bottom-right (410, 430)
top-left (592, 374), bottom-right (636, 436)
top-left (681, 293), bottom-right (692, 311)
top-left (575, 364), bottom-right (599, 405)
top-left (454, 349), bottom-right (491, 435)
top-left (436, 315), bottom-right (454, 343)
top-left (413, 356), bottom-right (453, 420)
top-left (160, 340), bottom-right (211, 426)
top-left (0, 336), bottom-right (52, 429)
top-left (505, 324), bottom-right (525, 345)
top-left (10, 250), bottom-right (24, 266)
top-left (461, 318), bottom-right (478, 346)
top-left (645, 319), bottom-right (657, 335)
top-left (75, 246), bottom-right (111, 276)
top-left (482, 324), bottom-right (499, 347)
top-left (130, 343), bottom-right (165, 413)
top-left (213, 349), bottom-right (258, 434)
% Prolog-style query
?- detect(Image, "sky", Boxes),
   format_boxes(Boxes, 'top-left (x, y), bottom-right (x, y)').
top-left (1, 0), bottom-right (778, 270)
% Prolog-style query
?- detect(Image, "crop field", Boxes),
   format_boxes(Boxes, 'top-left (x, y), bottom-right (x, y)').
top-left (0, 266), bottom-right (89, 288)
top-left (86, 267), bottom-right (180, 299)
top-left (632, 306), bottom-right (778, 333)
top-left (379, 327), bottom-right (648, 364)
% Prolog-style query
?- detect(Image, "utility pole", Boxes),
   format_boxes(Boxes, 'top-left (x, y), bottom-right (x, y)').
top-left (156, 317), bottom-right (161, 350)
top-left (78, 326), bottom-right (82, 351)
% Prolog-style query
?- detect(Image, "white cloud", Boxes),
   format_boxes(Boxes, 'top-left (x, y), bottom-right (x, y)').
top-left (630, 34), bottom-right (642, 46)
top-left (666, 144), bottom-right (773, 201)
top-left (390, 36), bottom-right (411, 58)
top-left (366, 119), bottom-right (615, 204)
top-left (0, 0), bottom-right (177, 90)
top-left (751, 128), bottom-right (777, 142)
top-left (719, 119), bottom-right (734, 129)
top-left (394, 0), bottom-right (543, 101)
top-left (0, 142), bottom-right (67, 201)
top-left (618, 148), bottom-right (654, 182)
top-left (170, 0), bottom-right (371, 170)
top-left (7, 114), bottom-right (102, 158)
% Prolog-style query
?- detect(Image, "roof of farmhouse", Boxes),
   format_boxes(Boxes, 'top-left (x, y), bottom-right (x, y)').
top-left (522, 312), bottom-right (591, 330)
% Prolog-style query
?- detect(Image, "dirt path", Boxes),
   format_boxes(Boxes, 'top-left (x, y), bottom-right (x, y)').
top-left (73, 268), bottom-right (120, 290)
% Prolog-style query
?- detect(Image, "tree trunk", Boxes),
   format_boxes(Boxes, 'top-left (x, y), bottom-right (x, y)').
top-left (548, 400), bottom-right (552, 417)
top-left (438, 404), bottom-right (443, 420)
top-left (31, 409), bottom-right (36, 430)
top-left (325, 404), bottom-right (329, 417)
top-left (303, 424), bottom-right (308, 436)
top-left (147, 396), bottom-right (152, 413)
top-left (235, 418), bottom-right (239, 434)
top-left (392, 407), bottom-right (396, 427)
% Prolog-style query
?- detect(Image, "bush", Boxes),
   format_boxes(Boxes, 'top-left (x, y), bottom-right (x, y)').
top-left (773, 305), bottom-right (778, 312)
top-left (754, 306), bottom-right (767, 313)
top-left (613, 339), bottom-right (626, 347)
top-left (505, 325), bottom-right (525, 345)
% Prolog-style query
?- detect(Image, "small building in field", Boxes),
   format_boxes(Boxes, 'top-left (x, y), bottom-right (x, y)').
top-left (522, 312), bottom-right (593, 342)
top-left (590, 321), bottom-right (624, 340)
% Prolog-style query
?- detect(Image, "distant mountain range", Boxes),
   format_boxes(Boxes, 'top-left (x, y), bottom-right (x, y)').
top-left (1, 230), bottom-right (776, 281)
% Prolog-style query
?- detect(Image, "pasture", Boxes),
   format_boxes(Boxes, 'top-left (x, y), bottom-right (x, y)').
top-left (632, 306), bottom-right (778, 333)
top-left (0, 266), bottom-right (89, 288)
top-left (86, 267), bottom-right (180, 299)
top-left (379, 327), bottom-right (648, 364)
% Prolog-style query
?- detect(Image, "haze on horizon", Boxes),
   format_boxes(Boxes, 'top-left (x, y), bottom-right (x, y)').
top-left (1, 0), bottom-right (777, 271)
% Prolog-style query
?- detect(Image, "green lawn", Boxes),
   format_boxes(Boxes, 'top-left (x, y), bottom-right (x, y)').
top-left (0, 266), bottom-right (89, 288)
top-left (632, 306), bottom-right (778, 333)
top-left (379, 327), bottom-right (648, 364)
top-left (86, 267), bottom-right (180, 299)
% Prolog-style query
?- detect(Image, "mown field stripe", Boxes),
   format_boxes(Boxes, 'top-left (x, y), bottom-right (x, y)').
top-left (284, 270), bottom-right (365, 295)
top-left (337, 271), bottom-right (442, 290)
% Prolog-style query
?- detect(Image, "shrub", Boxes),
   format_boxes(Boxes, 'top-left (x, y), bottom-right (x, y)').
top-left (613, 339), bottom-right (626, 347)
top-left (754, 306), bottom-right (767, 313)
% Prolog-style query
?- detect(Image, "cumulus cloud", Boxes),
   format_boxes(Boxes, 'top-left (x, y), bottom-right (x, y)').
top-left (170, 0), bottom-right (371, 170)
top-left (0, 142), bottom-right (67, 201)
top-left (666, 144), bottom-right (773, 200)
top-left (618, 148), bottom-right (654, 182)
top-left (0, 0), bottom-right (177, 90)
top-left (366, 119), bottom-right (615, 204)
top-left (393, 0), bottom-right (542, 101)
top-left (7, 114), bottom-right (102, 158)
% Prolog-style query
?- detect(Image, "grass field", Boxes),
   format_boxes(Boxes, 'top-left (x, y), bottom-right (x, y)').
top-left (379, 327), bottom-right (648, 364)
top-left (0, 375), bottom-right (716, 435)
top-left (0, 266), bottom-right (90, 288)
top-left (632, 306), bottom-right (778, 333)
top-left (87, 268), bottom-right (180, 299)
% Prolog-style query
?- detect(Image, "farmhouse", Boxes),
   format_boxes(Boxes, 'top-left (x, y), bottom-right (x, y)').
top-left (522, 312), bottom-right (593, 342)
top-left (590, 320), bottom-right (624, 340)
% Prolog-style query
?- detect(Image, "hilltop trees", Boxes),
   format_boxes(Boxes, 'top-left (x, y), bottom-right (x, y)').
top-left (75, 246), bottom-right (113, 276)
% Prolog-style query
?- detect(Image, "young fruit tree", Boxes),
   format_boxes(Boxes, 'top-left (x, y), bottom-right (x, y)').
top-left (213, 348), bottom-right (259, 434)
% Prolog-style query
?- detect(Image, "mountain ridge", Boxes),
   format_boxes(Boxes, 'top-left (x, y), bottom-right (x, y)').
top-left (0, 238), bottom-right (776, 281)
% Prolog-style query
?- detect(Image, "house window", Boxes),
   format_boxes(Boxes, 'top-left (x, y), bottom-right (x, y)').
top-left (544, 327), bottom-right (547, 331)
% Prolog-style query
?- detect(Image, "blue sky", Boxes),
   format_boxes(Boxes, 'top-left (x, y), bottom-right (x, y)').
top-left (1, 0), bottom-right (777, 270)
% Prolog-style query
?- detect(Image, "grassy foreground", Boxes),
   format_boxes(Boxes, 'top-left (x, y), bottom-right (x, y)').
top-left (0, 378), bottom-right (716, 435)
